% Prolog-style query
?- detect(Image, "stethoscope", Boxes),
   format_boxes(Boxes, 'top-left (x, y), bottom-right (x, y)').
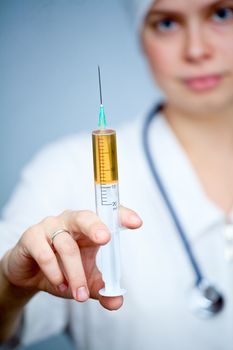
top-left (142, 102), bottom-right (225, 318)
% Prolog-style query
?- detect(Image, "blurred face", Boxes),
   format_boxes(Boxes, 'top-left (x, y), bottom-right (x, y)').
top-left (141, 0), bottom-right (233, 116)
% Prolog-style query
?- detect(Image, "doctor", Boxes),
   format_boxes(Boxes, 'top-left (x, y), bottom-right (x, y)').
top-left (1, 0), bottom-right (233, 349)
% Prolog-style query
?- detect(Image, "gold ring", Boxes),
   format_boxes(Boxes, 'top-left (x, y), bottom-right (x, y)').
top-left (50, 229), bottom-right (71, 244)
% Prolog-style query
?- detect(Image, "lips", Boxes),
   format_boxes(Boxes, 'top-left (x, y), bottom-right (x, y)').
top-left (184, 74), bottom-right (223, 92)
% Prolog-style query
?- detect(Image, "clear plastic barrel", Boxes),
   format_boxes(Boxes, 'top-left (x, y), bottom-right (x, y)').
top-left (92, 129), bottom-right (125, 296)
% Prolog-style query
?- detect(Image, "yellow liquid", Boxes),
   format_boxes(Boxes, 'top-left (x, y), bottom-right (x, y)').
top-left (92, 129), bottom-right (118, 184)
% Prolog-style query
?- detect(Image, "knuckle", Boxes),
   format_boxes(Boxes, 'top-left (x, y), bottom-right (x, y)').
top-left (36, 250), bottom-right (54, 266)
top-left (27, 224), bottom-right (39, 236)
top-left (59, 209), bottom-right (72, 218)
top-left (42, 215), bottom-right (58, 227)
top-left (20, 225), bottom-right (39, 245)
top-left (52, 274), bottom-right (63, 285)
top-left (75, 210), bottom-right (95, 223)
top-left (57, 239), bottom-right (77, 256)
top-left (89, 223), bottom-right (107, 236)
top-left (69, 273), bottom-right (86, 286)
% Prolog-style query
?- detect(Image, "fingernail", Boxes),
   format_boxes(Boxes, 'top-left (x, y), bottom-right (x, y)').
top-left (95, 229), bottom-right (109, 241)
top-left (129, 215), bottom-right (142, 225)
top-left (58, 283), bottom-right (68, 292)
top-left (76, 287), bottom-right (89, 302)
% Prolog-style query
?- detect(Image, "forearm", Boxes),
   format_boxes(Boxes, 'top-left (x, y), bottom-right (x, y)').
top-left (0, 258), bottom-right (37, 343)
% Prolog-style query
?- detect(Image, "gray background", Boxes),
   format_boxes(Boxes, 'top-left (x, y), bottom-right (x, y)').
top-left (0, 0), bottom-right (160, 212)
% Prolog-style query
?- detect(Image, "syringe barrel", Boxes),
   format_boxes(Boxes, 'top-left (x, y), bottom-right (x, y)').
top-left (92, 129), bottom-right (125, 296)
top-left (92, 129), bottom-right (118, 184)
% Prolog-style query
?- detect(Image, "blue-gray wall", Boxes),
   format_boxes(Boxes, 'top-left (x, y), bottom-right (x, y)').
top-left (0, 0), bottom-right (159, 211)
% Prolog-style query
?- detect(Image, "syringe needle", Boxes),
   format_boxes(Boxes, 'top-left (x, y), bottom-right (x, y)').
top-left (97, 66), bottom-right (107, 129)
top-left (98, 65), bottom-right (103, 105)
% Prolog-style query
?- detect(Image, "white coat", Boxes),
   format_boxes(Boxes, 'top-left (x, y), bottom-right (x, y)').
top-left (1, 111), bottom-right (232, 350)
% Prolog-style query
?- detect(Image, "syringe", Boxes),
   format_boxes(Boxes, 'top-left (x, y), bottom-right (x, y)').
top-left (92, 66), bottom-right (126, 297)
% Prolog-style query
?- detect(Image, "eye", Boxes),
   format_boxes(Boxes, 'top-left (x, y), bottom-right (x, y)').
top-left (157, 18), bottom-right (178, 32)
top-left (212, 7), bottom-right (233, 22)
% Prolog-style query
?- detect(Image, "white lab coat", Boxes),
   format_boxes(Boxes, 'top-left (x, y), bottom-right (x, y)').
top-left (1, 111), bottom-right (232, 350)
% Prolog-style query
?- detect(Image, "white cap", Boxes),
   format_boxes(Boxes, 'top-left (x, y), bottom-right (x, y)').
top-left (122, 0), bottom-right (155, 35)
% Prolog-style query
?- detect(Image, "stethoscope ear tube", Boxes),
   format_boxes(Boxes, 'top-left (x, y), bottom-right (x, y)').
top-left (142, 102), bottom-right (224, 318)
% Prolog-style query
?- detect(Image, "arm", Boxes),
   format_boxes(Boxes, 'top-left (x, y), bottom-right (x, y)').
top-left (0, 254), bottom-right (37, 343)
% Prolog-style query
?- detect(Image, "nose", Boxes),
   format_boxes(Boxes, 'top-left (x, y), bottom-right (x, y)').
top-left (184, 23), bottom-right (212, 63)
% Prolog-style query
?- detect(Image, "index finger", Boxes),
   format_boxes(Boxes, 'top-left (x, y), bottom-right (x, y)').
top-left (58, 207), bottom-right (142, 245)
top-left (59, 210), bottom-right (111, 245)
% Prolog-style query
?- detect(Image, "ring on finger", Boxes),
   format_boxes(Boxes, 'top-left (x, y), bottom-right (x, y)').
top-left (50, 229), bottom-right (71, 245)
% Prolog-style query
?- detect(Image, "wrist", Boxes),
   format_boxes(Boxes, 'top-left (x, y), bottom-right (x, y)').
top-left (0, 255), bottom-right (37, 344)
top-left (0, 254), bottom-right (37, 308)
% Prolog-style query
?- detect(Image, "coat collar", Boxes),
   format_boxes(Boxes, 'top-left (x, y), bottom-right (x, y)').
top-left (147, 111), bottom-right (226, 242)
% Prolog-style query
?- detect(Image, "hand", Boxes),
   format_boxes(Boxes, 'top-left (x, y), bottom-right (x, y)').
top-left (1, 207), bottom-right (142, 310)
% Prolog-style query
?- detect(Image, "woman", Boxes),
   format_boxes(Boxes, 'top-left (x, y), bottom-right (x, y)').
top-left (1, 0), bottom-right (233, 348)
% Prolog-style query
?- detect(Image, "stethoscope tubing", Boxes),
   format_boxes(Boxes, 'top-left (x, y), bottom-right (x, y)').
top-left (142, 102), bottom-right (204, 286)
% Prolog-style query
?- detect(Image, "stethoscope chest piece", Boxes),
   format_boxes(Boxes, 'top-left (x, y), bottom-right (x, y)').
top-left (189, 280), bottom-right (224, 319)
